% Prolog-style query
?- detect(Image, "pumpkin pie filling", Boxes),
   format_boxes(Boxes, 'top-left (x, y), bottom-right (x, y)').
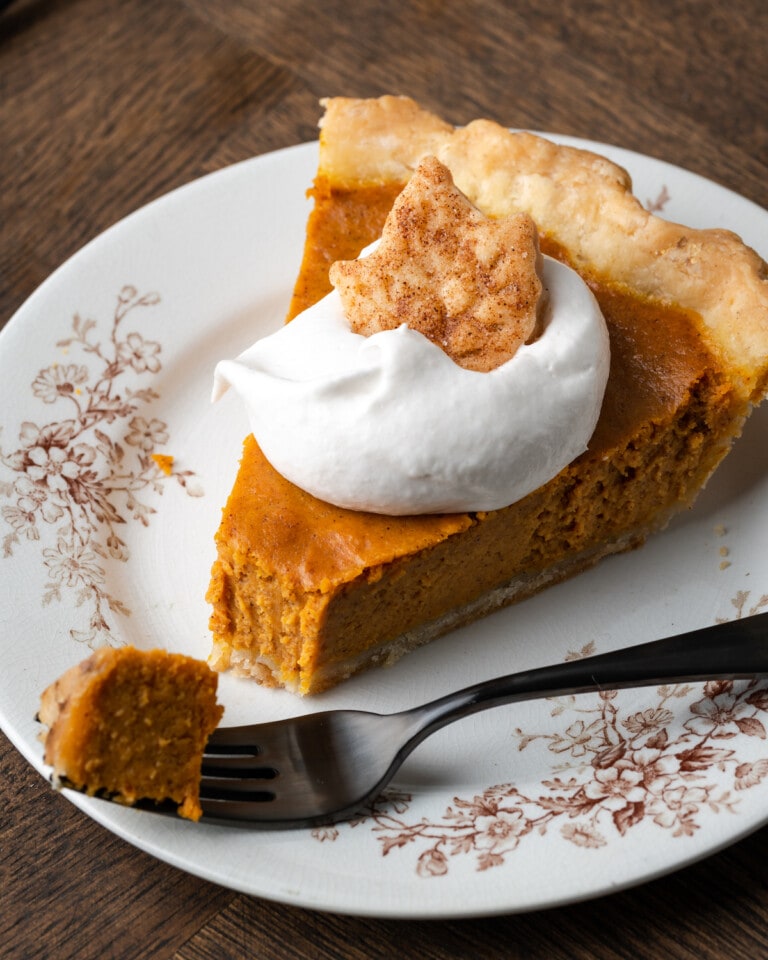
top-left (207, 97), bottom-right (766, 695)
top-left (38, 647), bottom-right (224, 820)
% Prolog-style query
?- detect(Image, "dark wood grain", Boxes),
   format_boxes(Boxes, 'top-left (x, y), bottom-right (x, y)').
top-left (2, 0), bottom-right (768, 957)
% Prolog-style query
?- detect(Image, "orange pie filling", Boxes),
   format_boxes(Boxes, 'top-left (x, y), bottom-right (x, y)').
top-left (208, 168), bottom-right (743, 694)
top-left (38, 647), bottom-right (224, 820)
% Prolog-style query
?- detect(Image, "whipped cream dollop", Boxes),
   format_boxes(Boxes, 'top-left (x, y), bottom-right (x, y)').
top-left (213, 255), bottom-right (610, 516)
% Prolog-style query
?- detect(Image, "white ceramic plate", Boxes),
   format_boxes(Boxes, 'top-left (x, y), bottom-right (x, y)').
top-left (2, 137), bottom-right (768, 919)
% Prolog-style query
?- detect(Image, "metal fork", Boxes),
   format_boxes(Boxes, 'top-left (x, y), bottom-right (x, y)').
top-left (200, 613), bottom-right (768, 827)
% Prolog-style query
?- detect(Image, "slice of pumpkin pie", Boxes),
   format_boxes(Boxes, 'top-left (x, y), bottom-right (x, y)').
top-left (207, 95), bottom-right (768, 696)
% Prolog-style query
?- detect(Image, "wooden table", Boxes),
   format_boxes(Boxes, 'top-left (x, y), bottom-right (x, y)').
top-left (3, 1), bottom-right (768, 956)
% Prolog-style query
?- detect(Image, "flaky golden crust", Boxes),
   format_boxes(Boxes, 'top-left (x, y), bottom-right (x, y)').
top-left (330, 156), bottom-right (544, 372)
top-left (319, 96), bottom-right (768, 402)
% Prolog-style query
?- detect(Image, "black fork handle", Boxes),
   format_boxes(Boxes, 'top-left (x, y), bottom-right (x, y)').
top-left (405, 612), bottom-right (768, 745)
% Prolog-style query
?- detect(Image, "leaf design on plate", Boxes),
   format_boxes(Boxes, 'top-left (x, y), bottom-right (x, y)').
top-left (0, 286), bottom-right (203, 647)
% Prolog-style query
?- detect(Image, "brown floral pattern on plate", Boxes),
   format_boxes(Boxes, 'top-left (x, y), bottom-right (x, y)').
top-left (0, 286), bottom-right (202, 648)
top-left (313, 592), bottom-right (768, 877)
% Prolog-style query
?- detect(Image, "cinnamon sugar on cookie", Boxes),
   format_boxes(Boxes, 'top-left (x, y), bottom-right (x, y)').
top-left (329, 155), bottom-right (547, 372)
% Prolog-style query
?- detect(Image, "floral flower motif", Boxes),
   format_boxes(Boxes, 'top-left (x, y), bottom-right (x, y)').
top-left (117, 332), bottom-right (161, 374)
top-left (125, 416), bottom-right (169, 452)
top-left (105, 532), bottom-right (129, 562)
top-left (549, 718), bottom-right (603, 757)
top-left (26, 444), bottom-right (83, 493)
top-left (474, 808), bottom-right (528, 852)
top-left (734, 759), bottom-right (768, 791)
top-left (560, 822), bottom-right (606, 849)
top-left (25, 442), bottom-right (98, 507)
top-left (685, 691), bottom-right (759, 739)
top-left (0, 287), bottom-right (203, 646)
top-left (416, 848), bottom-right (449, 878)
top-left (651, 782), bottom-right (709, 832)
top-left (43, 539), bottom-right (105, 589)
top-left (582, 762), bottom-right (646, 811)
top-left (32, 364), bottom-right (89, 404)
top-left (13, 475), bottom-right (64, 523)
top-left (1, 503), bottom-right (39, 540)
top-left (622, 707), bottom-right (675, 737)
top-left (627, 746), bottom-right (681, 794)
